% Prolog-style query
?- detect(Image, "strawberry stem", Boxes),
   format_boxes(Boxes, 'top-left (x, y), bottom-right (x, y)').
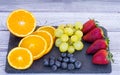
top-left (106, 38), bottom-right (110, 45)
top-left (107, 51), bottom-right (114, 63)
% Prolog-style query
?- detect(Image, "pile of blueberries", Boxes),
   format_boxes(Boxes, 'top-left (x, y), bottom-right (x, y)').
top-left (43, 53), bottom-right (82, 71)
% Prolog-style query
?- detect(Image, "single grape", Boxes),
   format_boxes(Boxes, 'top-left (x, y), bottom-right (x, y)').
top-left (68, 46), bottom-right (75, 54)
top-left (73, 41), bottom-right (84, 51)
top-left (60, 34), bottom-right (69, 42)
top-left (75, 30), bottom-right (83, 38)
top-left (75, 22), bottom-right (83, 30)
top-left (55, 38), bottom-right (62, 47)
top-left (66, 24), bottom-right (74, 28)
top-left (59, 42), bottom-right (68, 52)
top-left (58, 24), bottom-right (65, 29)
top-left (64, 28), bottom-right (73, 36)
top-left (55, 28), bottom-right (64, 37)
top-left (71, 35), bottom-right (79, 42)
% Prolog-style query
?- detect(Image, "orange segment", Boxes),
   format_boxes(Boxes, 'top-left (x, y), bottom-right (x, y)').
top-left (37, 26), bottom-right (56, 40)
top-left (18, 35), bottom-right (47, 60)
top-left (7, 47), bottom-right (33, 70)
top-left (7, 9), bottom-right (36, 37)
top-left (32, 30), bottom-right (53, 54)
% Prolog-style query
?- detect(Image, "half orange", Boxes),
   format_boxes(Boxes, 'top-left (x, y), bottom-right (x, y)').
top-left (18, 35), bottom-right (47, 60)
top-left (7, 9), bottom-right (36, 37)
top-left (7, 47), bottom-right (33, 70)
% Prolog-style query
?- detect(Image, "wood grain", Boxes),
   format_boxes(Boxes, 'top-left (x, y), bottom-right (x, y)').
top-left (1, 12), bottom-right (120, 31)
top-left (0, 1), bottom-right (120, 13)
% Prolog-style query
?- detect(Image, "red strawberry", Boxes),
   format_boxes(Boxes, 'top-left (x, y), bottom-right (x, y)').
top-left (83, 27), bottom-right (104, 42)
top-left (82, 19), bottom-right (98, 34)
top-left (92, 50), bottom-right (113, 65)
top-left (86, 39), bottom-right (109, 54)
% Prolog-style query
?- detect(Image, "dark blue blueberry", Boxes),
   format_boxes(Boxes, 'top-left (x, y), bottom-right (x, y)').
top-left (61, 62), bottom-right (67, 69)
top-left (57, 56), bottom-right (63, 61)
top-left (63, 57), bottom-right (69, 63)
top-left (52, 65), bottom-right (57, 71)
top-left (69, 57), bottom-right (76, 63)
top-left (43, 59), bottom-right (49, 66)
top-left (55, 60), bottom-right (61, 67)
top-left (50, 59), bottom-right (55, 66)
top-left (67, 53), bottom-right (73, 58)
top-left (68, 63), bottom-right (75, 70)
top-left (50, 56), bottom-right (55, 60)
top-left (74, 61), bottom-right (82, 69)
top-left (61, 53), bottom-right (67, 57)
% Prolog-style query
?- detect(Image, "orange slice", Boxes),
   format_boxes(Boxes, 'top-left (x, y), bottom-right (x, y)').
top-left (7, 9), bottom-right (36, 37)
top-left (18, 35), bottom-right (47, 60)
top-left (37, 26), bottom-right (56, 40)
top-left (32, 30), bottom-right (53, 54)
top-left (7, 47), bottom-right (33, 70)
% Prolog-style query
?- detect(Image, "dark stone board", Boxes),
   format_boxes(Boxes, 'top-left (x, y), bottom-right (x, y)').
top-left (5, 26), bottom-right (111, 73)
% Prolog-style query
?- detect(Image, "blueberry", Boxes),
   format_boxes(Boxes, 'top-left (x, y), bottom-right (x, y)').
top-left (61, 53), bottom-right (67, 57)
top-left (50, 56), bottom-right (55, 60)
top-left (63, 57), bottom-right (69, 63)
top-left (52, 65), bottom-right (57, 71)
top-left (43, 59), bottom-right (49, 66)
top-left (67, 53), bottom-right (73, 58)
top-left (68, 63), bottom-right (75, 70)
top-left (74, 61), bottom-right (82, 69)
top-left (50, 59), bottom-right (55, 66)
top-left (57, 56), bottom-right (63, 61)
top-left (55, 60), bottom-right (61, 67)
top-left (69, 57), bottom-right (76, 63)
top-left (61, 62), bottom-right (67, 69)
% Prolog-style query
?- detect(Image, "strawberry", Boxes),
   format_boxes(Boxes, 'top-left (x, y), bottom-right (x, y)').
top-left (83, 27), bottom-right (104, 42)
top-left (82, 19), bottom-right (98, 34)
top-left (86, 39), bottom-right (109, 54)
top-left (92, 50), bottom-right (113, 65)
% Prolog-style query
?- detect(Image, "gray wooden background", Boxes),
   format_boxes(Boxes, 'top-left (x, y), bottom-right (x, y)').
top-left (0, 0), bottom-right (120, 12)
top-left (0, 0), bottom-right (120, 75)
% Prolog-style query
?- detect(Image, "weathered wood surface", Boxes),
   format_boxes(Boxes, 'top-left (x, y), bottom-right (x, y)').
top-left (0, 0), bottom-right (120, 13)
top-left (1, 12), bottom-right (120, 32)
top-left (0, 12), bottom-right (120, 75)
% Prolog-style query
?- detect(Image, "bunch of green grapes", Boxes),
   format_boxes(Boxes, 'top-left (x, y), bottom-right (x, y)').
top-left (55, 22), bottom-right (84, 54)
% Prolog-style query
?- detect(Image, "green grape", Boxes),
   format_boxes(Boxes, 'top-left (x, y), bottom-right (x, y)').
top-left (75, 22), bottom-right (83, 30)
top-left (58, 24), bottom-right (65, 29)
top-left (75, 30), bottom-right (83, 38)
top-left (68, 46), bottom-right (75, 54)
top-left (61, 34), bottom-right (69, 42)
top-left (59, 42), bottom-right (68, 52)
top-left (55, 38), bottom-right (62, 47)
top-left (55, 28), bottom-right (63, 37)
top-left (71, 35), bottom-right (79, 42)
top-left (73, 41), bottom-right (84, 51)
top-left (72, 27), bottom-right (76, 33)
top-left (64, 28), bottom-right (73, 36)
top-left (66, 24), bottom-right (74, 28)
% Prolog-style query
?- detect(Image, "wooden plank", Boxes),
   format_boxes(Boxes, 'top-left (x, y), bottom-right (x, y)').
top-left (0, 12), bottom-right (120, 31)
top-left (0, 1), bottom-right (120, 12)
